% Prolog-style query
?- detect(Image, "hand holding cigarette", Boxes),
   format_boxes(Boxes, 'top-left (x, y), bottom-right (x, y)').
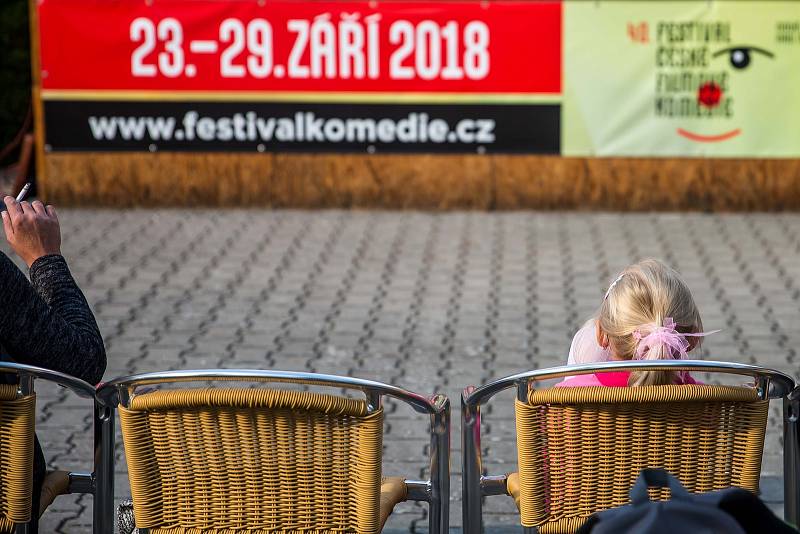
top-left (1, 187), bottom-right (62, 267)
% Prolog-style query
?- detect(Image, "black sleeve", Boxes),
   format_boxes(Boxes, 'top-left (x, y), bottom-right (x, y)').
top-left (0, 252), bottom-right (106, 384)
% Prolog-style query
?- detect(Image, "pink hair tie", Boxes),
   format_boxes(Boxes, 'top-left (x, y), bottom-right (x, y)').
top-left (633, 317), bottom-right (720, 360)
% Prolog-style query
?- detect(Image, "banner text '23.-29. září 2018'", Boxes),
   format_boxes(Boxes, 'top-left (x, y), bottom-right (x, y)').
top-left (36, 0), bottom-right (800, 156)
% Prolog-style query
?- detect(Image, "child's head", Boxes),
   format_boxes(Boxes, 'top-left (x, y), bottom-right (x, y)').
top-left (597, 259), bottom-right (703, 386)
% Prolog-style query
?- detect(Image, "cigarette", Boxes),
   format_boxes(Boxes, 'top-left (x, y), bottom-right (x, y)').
top-left (15, 183), bottom-right (31, 202)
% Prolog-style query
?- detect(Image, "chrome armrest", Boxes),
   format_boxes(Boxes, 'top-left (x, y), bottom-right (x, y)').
top-left (0, 361), bottom-right (95, 398)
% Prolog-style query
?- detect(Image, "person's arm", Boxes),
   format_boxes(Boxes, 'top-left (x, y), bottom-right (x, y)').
top-left (0, 197), bottom-right (106, 384)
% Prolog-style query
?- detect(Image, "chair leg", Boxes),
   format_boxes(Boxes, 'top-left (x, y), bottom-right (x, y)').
top-left (13, 524), bottom-right (30, 534)
top-left (94, 403), bottom-right (116, 534)
top-left (784, 389), bottom-right (800, 526)
top-left (461, 395), bottom-right (483, 534)
top-left (428, 399), bottom-right (450, 534)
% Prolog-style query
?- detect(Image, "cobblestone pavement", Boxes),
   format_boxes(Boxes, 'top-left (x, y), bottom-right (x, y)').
top-left (8, 210), bottom-right (798, 532)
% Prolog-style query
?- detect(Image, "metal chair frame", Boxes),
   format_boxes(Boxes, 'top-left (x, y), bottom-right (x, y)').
top-left (0, 362), bottom-right (111, 534)
top-left (461, 359), bottom-right (799, 534)
top-left (95, 369), bottom-right (451, 534)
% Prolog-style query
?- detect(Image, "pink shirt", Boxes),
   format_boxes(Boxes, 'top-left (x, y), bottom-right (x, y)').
top-left (557, 371), bottom-right (699, 388)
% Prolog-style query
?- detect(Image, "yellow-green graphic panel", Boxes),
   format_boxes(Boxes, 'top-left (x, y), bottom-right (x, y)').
top-left (563, 1), bottom-right (800, 157)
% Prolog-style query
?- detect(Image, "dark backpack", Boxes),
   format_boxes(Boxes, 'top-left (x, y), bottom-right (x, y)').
top-left (576, 468), bottom-right (798, 534)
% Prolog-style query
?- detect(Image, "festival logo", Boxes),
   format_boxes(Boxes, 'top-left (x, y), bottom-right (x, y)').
top-left (563, 1), bottom-right (800, 157)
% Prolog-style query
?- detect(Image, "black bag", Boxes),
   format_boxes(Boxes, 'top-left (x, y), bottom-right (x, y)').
top-left (576, 468), bottom-right (798, 534)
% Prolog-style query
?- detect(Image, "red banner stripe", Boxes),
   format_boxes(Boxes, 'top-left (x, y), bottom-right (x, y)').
top-left (38, 0), bottom-right (561, 95)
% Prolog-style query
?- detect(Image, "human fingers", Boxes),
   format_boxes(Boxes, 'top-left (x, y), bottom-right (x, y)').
top-left (19, 201), bottom-right (33, 215)
top-left (31, 200), bottom-right (47, 215)
top-left (45, 205), bottom-right (58, 221)
top-left (1, 211), bottom-right (12, 239)
top-left (3, 196), bottom-right (22, 218)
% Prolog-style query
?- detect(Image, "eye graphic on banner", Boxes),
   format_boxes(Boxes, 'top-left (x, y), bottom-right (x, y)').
top-left (713, 45), bottom-right (775, 69)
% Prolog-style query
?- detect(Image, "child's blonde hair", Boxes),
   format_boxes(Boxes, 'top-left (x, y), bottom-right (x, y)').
top-left (598, 259), bottom-right (703, 386)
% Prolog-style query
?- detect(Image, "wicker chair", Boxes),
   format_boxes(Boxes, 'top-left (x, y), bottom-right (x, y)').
top-left (461, 360), bottom-right (798, 534)
top-left (0, 362), bottom-right (113, 534)
top-left (95, 370), bottom-right (450, 534)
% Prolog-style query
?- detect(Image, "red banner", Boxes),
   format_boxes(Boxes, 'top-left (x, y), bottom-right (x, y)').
top-left (38, 0), bottom-right (561, 94)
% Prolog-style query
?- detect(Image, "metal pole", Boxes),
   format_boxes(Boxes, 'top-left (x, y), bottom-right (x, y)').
top-left (784, 387), bottom-right (800, 526)
top-left (428, 395), bottom-right (450, 534)
top-left (93, 402), bottom-right (115, 534)
top-left (18, 374), bottom-right (34, 397)
top-left (461, 389), bottom-right (482, 534)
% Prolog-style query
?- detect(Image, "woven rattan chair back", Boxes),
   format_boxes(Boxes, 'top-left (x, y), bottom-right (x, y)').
top-left (515, 384), bottom-right (768, 533)
top-left (119, 387), bottom-right (385, 534)
top-left (0, 383), bottom-right (35, 533)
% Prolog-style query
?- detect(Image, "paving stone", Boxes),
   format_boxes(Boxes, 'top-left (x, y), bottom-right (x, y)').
top-left (4, 210), bottom-right (799, 532)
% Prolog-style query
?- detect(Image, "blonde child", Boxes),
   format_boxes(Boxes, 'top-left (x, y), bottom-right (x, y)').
top-left (559, 259), bottom-right (716, 388)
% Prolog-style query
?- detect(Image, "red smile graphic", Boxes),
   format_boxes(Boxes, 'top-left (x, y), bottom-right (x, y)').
top-left (676, 82), bottom-right (740, 142)
top-left (676, 128), bottom-right (742, 142)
